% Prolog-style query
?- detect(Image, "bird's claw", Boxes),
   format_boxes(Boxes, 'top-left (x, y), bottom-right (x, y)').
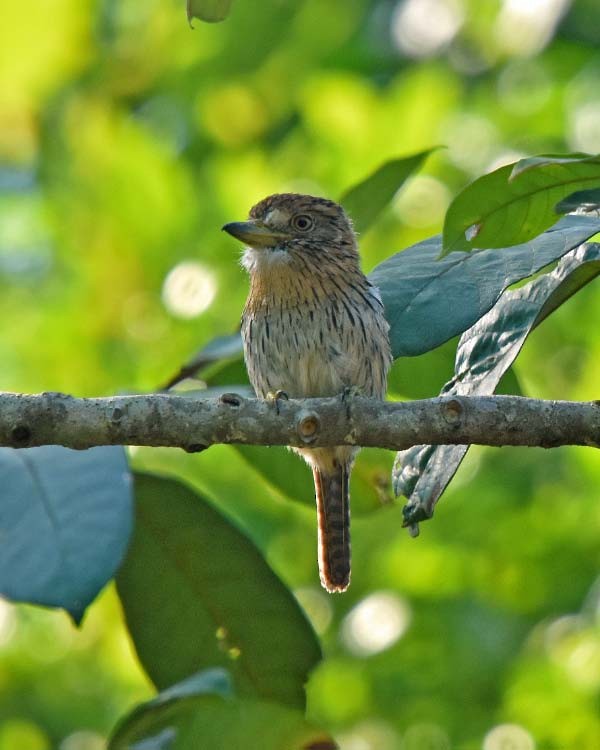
top-left (266, 389), bottom-right (289, 416)
top-left (340, 386), bottom-right (361, 420)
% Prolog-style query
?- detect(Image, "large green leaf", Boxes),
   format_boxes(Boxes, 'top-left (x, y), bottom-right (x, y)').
top-left (110, 671), bottom-right (336, 750)
top-left (370, 214), bottom-right (600, 358)
top-left (395, 242), bottom-right (600, 528)
top-left (0, 446), bottom-right (132, 623)
top-left (340, 149), bottom-right (436, 234)
top-left (187, 0), bottom-right (235, 24)
top-left (442, 153), bottom-right (600, 254)
top-left (116, 473), bottom-right (321, 709)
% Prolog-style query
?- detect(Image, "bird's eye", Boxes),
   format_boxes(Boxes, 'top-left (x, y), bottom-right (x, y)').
top-left (292, 214), bottom-right (314, 232)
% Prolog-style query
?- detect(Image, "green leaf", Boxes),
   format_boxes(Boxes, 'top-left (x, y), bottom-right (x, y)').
top-left (175, 699), bottom-right (337, 750)
top-left (110, 669), bottom-right (232, 749)
top-left (369, 214), bottom-right (600, 358)
top-left (110, 671), bottom-right (336, 750)
top-left (116, 473), bottom-right (321, 709)
top-left (395, 241), bottom-right (600, 527)
top-left (0, 446), bottom-right (132, 623)
top-left (340, 149), bottom-right (436, 235)
top-left (442, 153), bottom-right (600, 254)
top-left (187, 0), bottom-right (235, 24)
top-left (555, 188), bottom-right (600, 213)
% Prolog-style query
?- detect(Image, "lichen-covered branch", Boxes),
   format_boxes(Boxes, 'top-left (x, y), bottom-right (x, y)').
top-left (0, 391), bottom-right (598, 452)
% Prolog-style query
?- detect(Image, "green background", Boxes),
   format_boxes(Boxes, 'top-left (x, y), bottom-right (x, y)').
top-left (1, 0), bottom-right (600, 748)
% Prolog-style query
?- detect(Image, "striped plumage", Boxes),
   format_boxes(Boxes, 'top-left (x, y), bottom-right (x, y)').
top-left (223, 193), bottom-right (391, 592)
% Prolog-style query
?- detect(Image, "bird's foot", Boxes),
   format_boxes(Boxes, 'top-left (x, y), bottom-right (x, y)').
top-left (340, 386), bottom-right (362, 420)
top-left (266, 389), bottom-right (289, 416)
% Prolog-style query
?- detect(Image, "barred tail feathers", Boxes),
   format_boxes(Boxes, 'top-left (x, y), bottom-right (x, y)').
top-left (312, 461), bottom-right (351, 593)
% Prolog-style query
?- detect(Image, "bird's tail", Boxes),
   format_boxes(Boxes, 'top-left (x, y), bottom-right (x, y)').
top-left (312, 461), bottom-right (351, 593)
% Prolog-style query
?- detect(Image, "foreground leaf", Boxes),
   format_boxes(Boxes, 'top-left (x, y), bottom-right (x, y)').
top-left (110, 669), bottom-right (232, 749)
top-left (187, 0), bottom-right (234, 23)
top-left (340, 149), bottom-right (436, 234)
top-left (0, 446), bottom-right (132, 623)
top-left (370, 214), bottom-right (600, 358)
top-left (395, 242), bottom-right (600, 527)
top-left (116, 473), bottom-right (321, 709)
top-left (111, 671), bottom-right (335, 750)
top-left (442, 152), bottom-right (600, 254)
top-left (555, 187), bottom-right (600, 214)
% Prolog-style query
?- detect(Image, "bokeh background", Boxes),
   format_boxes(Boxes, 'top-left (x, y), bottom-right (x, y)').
top-left (1, 0), bottom-right (600, 748)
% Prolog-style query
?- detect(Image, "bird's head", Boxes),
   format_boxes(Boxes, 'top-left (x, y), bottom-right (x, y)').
top-left (223, 193), bottom-right (359, 274)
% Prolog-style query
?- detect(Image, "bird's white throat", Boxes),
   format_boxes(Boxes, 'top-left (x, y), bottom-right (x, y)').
top-left (241, 245), bottom-right (291, 274)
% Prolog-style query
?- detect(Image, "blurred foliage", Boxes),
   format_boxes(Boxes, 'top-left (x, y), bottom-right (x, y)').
top-left (2, 0), bottom-right (600, 748)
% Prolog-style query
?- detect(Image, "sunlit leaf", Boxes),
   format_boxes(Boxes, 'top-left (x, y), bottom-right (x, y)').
top-left (187, 0), bottom-right (235, 24)
top-left (110, 670), bottom-right (336, 750)
top-left (370, 214), bottom-right (600, 358)
top-left (395, 242), bottom-right (600, 527)
top-left (116, 473), bottom-right (321, 709)
top-left (0, 446), bottom-right (132, 623)
top-left (442, 153), bottom-right (600, 254)
top-left (340, 149), bottom-right (436, 234)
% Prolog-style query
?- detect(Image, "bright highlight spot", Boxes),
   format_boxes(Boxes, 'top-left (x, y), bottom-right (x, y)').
top-left (0, 598), bottom-right (16, 646)
top-left (60, 731), bottom-right (105, 750)
top-left (392, 0), bottom-right (464, 58)
top-left (336, 720), bottom-right (399, 750)
top-left (565, 637), bottom-right (600, 689)
top-left (162, 261), bottom-right (217, 319)
top-left (342, 591), bottom-right (411, 656)
top-left (495, 0), bottom-right (570, 56)
top-left (569, 102), bottom-right (600, 154)
top-left (483, 724), bottom-right (536, 750)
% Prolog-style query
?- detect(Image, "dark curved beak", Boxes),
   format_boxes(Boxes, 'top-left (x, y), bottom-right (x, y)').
top-left (222, 220), bottom-right (288, 248)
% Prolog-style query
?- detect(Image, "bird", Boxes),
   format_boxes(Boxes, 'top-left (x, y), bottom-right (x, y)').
top-left (223, 193), bottom-right (391, 592)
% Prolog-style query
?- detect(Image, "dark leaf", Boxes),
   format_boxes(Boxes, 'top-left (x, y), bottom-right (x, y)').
top-left (555, 188), bottom-right (600, 214)
top-left (395, 242), bottom-right (600, 527)
top-left (369, 214), bottom-right (600, 358)
top-left (187, 0), bottom-right (235, 24)
top-left (442, 152), bottom-right (600, 254)
top-left (160, 332), bottom-right (243, 391)
top-left (0, 446), bottom-right (132, 623)
top-left (116, 473), bottom-right (321, 709)
top-left (340, 149), bottom-right (436, 235)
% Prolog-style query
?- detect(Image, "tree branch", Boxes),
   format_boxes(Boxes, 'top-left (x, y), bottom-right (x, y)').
top-left (0, 392), bottom-right (598, 452)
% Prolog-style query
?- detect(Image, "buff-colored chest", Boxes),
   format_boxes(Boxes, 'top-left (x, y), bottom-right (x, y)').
top-left (241, 267), bottom-right (391, 400)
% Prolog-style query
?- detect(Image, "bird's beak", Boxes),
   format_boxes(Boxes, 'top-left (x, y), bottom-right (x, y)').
top-left (222, 220), bottom-right (288, 248)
